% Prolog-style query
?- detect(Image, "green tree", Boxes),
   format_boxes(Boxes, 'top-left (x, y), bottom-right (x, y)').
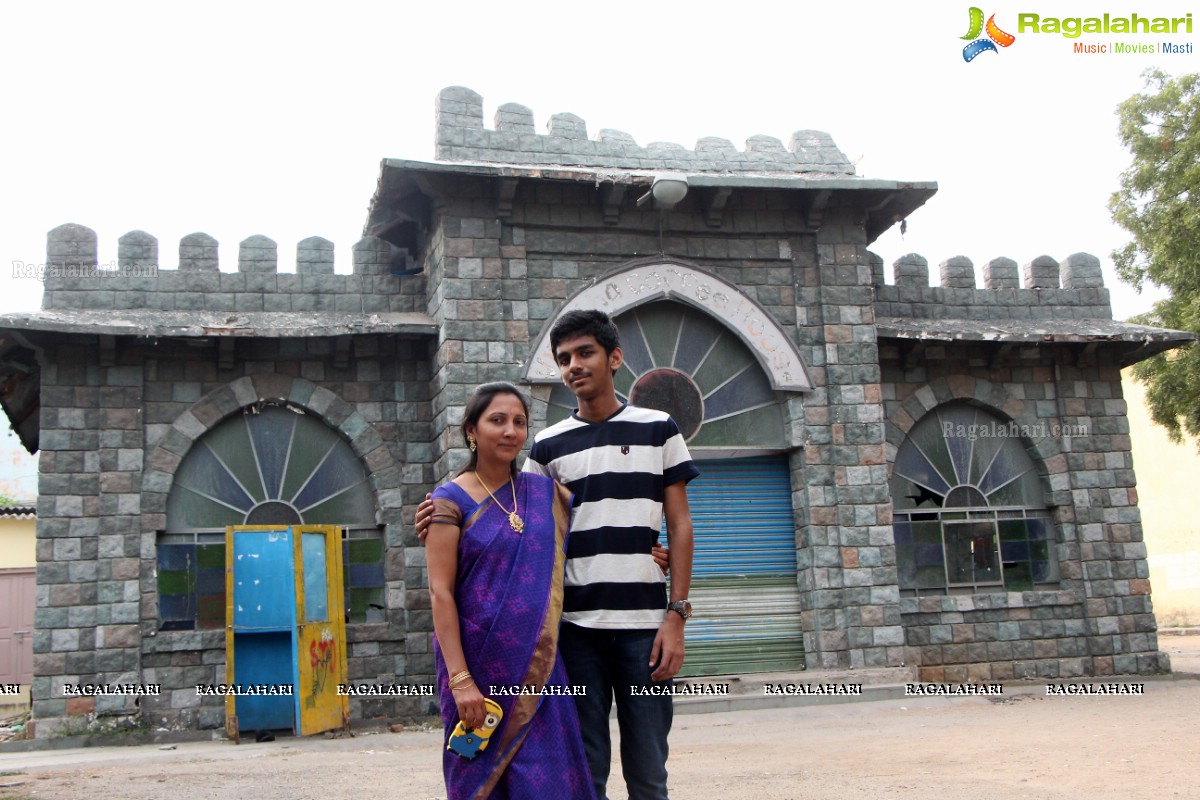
top-left (1110, 69), bottom-right (1200, 446)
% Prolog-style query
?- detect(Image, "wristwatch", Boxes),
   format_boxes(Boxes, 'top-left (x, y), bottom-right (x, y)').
top-left (667, 599), bottom-right (692, 620)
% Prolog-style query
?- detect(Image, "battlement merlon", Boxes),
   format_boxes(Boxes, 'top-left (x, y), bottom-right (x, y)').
top-left (10, 223), bottom-right (435, 326)
top-left (875, 251), bottom-right (1112, 299)
top-left (39, 224), bottom-right (409, 281)
top-left (434, 85), bottom-right (859, 175)
top-left (366, 87), bottom-right (938, 245)
top-left (872, 251), bottom-right (1196, 362)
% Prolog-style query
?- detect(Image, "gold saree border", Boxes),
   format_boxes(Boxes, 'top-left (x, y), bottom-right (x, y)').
top-left (472, 481), bottom-right (572, 799)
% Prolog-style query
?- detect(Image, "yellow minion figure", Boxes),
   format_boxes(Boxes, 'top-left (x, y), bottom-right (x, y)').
top-left (447, 698), bottom-right (504, 759)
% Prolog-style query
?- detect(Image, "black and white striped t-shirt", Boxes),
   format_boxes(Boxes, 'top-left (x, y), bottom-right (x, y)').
top-left (524, 404), bottom-right (699, 630)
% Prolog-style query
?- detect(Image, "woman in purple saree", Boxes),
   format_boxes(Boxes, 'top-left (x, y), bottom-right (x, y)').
top-left (427, 382), bottom-right (596, 800)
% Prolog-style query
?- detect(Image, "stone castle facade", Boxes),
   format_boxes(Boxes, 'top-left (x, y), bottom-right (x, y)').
top-left (0, 86), bottom-right (1191, 736)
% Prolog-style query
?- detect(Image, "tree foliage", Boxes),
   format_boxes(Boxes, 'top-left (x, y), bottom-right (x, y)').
top-left (1110, 69), bottom-right (1200, 446)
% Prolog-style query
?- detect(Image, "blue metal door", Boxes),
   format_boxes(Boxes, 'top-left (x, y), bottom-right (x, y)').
top-left (676, 456), bottom-right (804, 676)
top-left (227, 528), bottom-right (298, 734)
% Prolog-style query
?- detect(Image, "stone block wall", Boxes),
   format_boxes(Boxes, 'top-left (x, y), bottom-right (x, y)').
top-left (423, 173), bottom-right (817, 479)
top-left (873, 252), bottom-right (1112, 321)
top-left (135, 336), bottom-right (435, 730)
top-left (32, 344), bottom-right (145, 727)
top-left (797, 207), bottom-right (904, 670)
top-left (900, 591), bottom-right (1099, 682)
top-left (879, 341), bottom-right (1166, 679)
top-left (39, 224), bottom-right (424, 314)
top-left (434, 86), bottom-right (855, 174)
top-left (420, 168), bottom-right (905, 672)
top-left (30, 331), bottom-right (437, 734)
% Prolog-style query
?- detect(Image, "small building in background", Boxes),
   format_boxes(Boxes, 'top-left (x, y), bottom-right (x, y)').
top-left (1123, 370), bottom-right (1200, 627)
top-left (0, 503), bottom-right (36, 709)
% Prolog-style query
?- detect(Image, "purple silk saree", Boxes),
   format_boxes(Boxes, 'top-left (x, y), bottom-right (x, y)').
top-left (431, 472), bottom-right (596, 800)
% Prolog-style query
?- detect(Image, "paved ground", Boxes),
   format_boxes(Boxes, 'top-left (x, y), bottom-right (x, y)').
top-left (0, 634), bottom-right (1197, 800)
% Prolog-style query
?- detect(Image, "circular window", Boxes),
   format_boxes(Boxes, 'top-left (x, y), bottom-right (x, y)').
top-left (630, 368), bottom-right (704, 439)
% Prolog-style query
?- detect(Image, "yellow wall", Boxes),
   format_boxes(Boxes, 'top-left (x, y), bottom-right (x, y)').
top-left (0, 516), bottom-right (36, 569)
top-left (1124, 369), bottom-right (1200, 627)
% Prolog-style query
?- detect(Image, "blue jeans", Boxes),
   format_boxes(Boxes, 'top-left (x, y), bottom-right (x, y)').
top-left (560, 623), bottom-right (673, 800)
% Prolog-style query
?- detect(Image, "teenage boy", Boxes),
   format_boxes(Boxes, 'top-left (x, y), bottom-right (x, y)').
top-left (418, 309), bottom-right (697, 800)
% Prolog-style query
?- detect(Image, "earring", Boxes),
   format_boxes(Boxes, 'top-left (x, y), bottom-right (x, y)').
top-left (468, 435), bottom-right (477, 452)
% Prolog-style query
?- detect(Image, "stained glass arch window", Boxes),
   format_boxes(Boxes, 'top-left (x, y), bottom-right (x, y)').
top-left (166, 405), bottom-right (377, 529)
top-left (545, 300), bottom-right (786, 456)
top-left (890, 402), bottom-right (1059, 595)
top-left (159, 404), bottom-right (383, 630)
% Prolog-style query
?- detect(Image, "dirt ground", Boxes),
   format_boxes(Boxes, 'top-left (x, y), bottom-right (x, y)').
top-left (1, 635), bottom-right (1198, 800)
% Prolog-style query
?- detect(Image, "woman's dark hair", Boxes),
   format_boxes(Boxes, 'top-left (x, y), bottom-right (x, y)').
top-left (456, 381), bottom-right (531, 477)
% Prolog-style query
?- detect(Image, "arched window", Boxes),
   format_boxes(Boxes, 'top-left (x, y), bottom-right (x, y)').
top-left (546, 300), bottom-right (803, 674)
top-left (545, 300), bottom-right (786, 456)
top-left (890, 402), bottom-right (1059, 596)
top-left (157, 405), bottom-right (383, 630)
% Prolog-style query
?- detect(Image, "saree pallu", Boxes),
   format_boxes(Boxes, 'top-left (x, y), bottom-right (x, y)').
top-left (432, 473), bottom-right (596, 800)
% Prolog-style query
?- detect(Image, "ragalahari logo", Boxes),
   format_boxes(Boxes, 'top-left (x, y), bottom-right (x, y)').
top-left (961, 7), bottom-right (1016, 61)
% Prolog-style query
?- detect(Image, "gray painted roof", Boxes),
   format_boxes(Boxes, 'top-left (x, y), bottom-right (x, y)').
top-left (0, 310), bottom-right (437, 338)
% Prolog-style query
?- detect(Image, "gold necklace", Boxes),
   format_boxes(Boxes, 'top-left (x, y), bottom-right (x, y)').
top-left (474, 472), bottom-right (524, 533)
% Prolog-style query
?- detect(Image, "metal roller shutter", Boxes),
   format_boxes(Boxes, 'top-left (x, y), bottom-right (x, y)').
top-left (671, 456), bottom-right (804, 677)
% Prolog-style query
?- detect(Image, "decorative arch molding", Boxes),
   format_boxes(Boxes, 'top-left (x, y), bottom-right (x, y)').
top-left (884, 376), bottom-right (1066, 489)
top-left (521, 258), bottom-right (812, 392)
top-left (141, 374), bottom-right (398, 520)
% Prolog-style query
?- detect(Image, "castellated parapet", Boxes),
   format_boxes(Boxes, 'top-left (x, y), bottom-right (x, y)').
top-left (872, 251), bottom-right (1113, 321)
top-left (35, 223), bottom-right (423, 314)
top-left (435, 86), bottom-right (856, 174)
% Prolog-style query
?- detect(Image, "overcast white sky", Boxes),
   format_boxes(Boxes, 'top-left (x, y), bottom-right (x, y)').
top-left (1, 0), bottom-right (1196, 320)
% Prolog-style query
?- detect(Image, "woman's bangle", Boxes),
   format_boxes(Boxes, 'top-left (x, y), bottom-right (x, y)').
top-left (448, 670), bottom-right (472, 688)
top-left (450, 680), bottom-right (476, 692)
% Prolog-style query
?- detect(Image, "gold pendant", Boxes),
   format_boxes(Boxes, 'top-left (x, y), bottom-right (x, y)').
top-left (508, 512), bottom-right (524, 533)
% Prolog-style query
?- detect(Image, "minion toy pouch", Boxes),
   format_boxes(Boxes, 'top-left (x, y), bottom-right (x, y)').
top-left (447, 698), bottom-right (504, 759)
